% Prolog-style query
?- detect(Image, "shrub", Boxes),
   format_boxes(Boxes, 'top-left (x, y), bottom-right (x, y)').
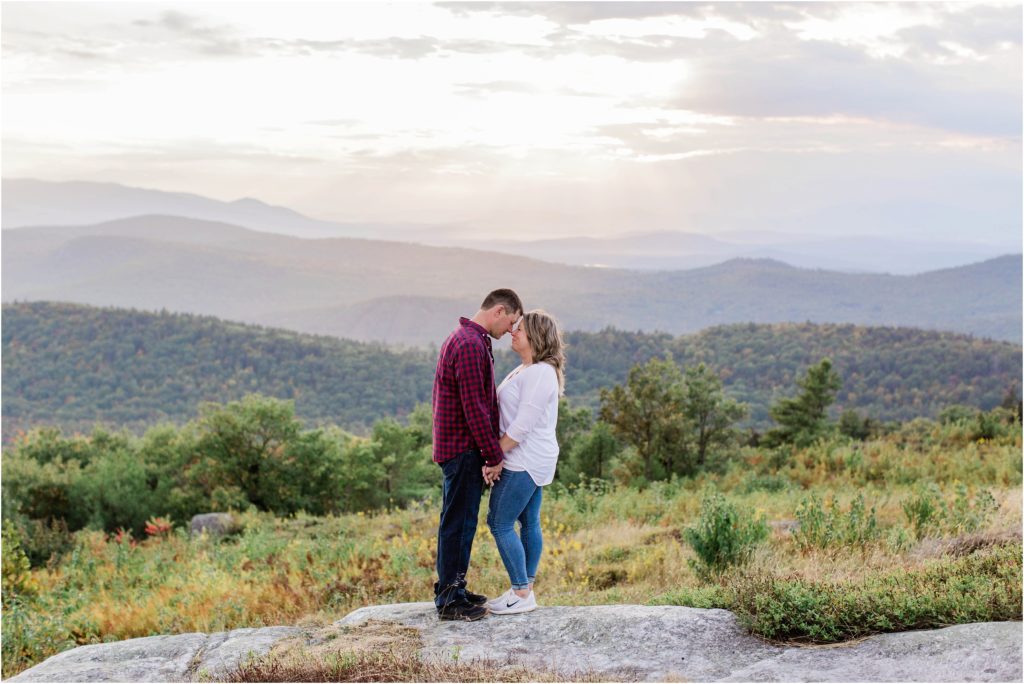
top-left (730, 542), bottom-right (1022, 643)
top-left (793, 493), bottom-right (880, 551)
top-left (1, 522), bottom-right (37, 601)
top-left (648, 584), bottom-right (733, 609)
top-left (17, 518), bottom-right (75, 569)
top-left (684, 489), bottom-right (768, 580)
top-left (902, 483), bottom-right (945, 539)
top-left (947, 484), bottom-right (998, 535)
top-left (901, 483), bottom-right (998, 539)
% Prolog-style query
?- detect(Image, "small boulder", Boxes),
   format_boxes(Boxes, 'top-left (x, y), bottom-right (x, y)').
top-left (189, 513), bottom-right (240, 538)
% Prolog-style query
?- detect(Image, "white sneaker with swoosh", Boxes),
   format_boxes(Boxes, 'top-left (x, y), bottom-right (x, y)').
top-left (488, 590), bottom-right (537, 615)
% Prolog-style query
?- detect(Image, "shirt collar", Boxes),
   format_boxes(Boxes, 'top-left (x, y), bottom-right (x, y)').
top-left (460, 317), bottom-right (493, 346)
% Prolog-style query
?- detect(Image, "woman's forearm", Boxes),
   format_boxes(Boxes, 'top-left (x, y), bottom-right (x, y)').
top-left (500, 434), bottom-right (519, 452)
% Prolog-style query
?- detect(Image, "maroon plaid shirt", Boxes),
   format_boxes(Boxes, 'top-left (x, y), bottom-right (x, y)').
top-left (432, 317), bottom-right (503, 467)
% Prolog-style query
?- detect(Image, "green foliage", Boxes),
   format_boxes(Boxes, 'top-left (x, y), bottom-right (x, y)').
top-left (564, 421), bottom-right (622, 483)
top-left (948, 484), bottom-right (999, 535)
top-left (901, 483), bottom-right (945, 539)
top-left (600, 356), bottom-right (689, 481)
top-left (738, 472), bottom-right (793, 494)
top-left (681, 363), bottom-right (747, 468)
top-left (15, 518), bottom-right (75, 569)
top-left (6, 304), bottom-right (1021, 443)
top-left (2, 522), bottom-right (37, 602)
top-left (2, 302), bottom-right (435, 441)
top-left (899, 483), bottom-right (997, 540)
top-left (684, 489), bottom-right (769, 580)
top-left (765, 358), bottom-right (842, 448)
top-left (600, 358), bottom-right (746, 481)
top-left (649, 584), bottom-right (733, 609)
top-left (793, 493), bottom-right (880, 551)
top-left (369, 417), bottom-right (437, 506)
top-left (3, 395), bottom-right (442, 540)
top-left (838, 409), bottom-right (873, 440)
top-left (551, 323), bottom-right (1022, 426)
top-left (730, 543), bottom-right (1023, 642)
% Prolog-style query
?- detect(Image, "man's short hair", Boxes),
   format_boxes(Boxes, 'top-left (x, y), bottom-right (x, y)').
top-left (481, 289), bottom-right (523, 316)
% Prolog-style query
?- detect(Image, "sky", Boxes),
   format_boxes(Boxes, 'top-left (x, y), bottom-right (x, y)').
top-left (2, 1), bottom-right (1021, 245)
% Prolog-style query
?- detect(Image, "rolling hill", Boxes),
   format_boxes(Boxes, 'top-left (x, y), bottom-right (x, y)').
top-left (3, 302), bottom-right (1019, 442)
top-left (2, 215), bottom-right (1020, 345)
top-left (5, 178), bottom-right (1017, 274)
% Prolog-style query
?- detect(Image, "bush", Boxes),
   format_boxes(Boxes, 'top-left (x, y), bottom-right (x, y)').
top-left (793, 493), bottom-right (880, 551)
top-left (902, 483), bottom-right (945, 539)
top-left (901, 483), bottom-right (998, 539)
top-left (947, 484), bottom-right (998, 535)
top-left (684, 490), bottom-right (768, 580)
top-left (730, 543), bottom-right (1022, 642)
top-left (648, 584), bottom-right (733, 609)
top-left (17, 518), bottom-right (75, 569)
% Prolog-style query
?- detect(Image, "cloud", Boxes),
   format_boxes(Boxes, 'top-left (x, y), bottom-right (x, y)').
top-left (438, 2), bottom-right (804, 26)
top-left (661, 36), bottom-right (1021, 137)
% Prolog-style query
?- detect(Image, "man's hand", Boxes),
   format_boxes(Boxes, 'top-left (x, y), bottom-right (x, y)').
top-left (482, 464), bottom-right (503, 485)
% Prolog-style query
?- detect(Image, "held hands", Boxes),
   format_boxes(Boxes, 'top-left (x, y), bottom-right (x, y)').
top-left (482, 464), bottom-right (503, 486)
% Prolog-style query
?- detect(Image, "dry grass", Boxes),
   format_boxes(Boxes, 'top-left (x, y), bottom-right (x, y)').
top-left (218, 620), bottom-right (605, 683)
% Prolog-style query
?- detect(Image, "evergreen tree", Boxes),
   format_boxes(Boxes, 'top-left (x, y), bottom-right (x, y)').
top-left (765, 358), bottom-right (842, 448)
top-left (681, 364), bottom-right (747, 468)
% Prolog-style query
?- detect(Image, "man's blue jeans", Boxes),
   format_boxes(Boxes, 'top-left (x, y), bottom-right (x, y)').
top-left (434, 449), bottom-right (484, 610)
top-left (487, 469), bottom-right (543, 590)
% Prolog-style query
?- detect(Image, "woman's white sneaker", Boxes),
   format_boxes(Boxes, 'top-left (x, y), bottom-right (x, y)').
top-left (488, 590), bottom-right (537, 615)
top-left (485, 589), bottom-right (514, 612)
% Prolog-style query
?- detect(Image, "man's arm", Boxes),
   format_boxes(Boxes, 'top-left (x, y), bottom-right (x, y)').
top-left (452, 343), bottom-right (504, 466)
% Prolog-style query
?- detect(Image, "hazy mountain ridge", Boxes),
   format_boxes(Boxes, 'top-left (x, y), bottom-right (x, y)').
top-left (3, 214), bottom-right (1020, 345)
top-left (4, 178), bottom-right (1017, 274)
top-left (3, 302), bottom-right (1019, 442)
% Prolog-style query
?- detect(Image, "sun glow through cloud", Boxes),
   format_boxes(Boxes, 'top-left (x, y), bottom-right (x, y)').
top-left (1, 1), bottom-right (1019, 246)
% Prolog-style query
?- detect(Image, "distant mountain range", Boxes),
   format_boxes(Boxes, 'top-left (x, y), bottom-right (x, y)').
top-left (3, 178), bottom-right (1017, 275)
top-left (4, 302), bottom-right (1019, 442)
top-left (2, 212), bottom-right (1020, 345)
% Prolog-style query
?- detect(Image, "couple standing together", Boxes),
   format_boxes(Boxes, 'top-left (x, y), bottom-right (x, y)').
top-left (431, 288), bottom-right (565, 621)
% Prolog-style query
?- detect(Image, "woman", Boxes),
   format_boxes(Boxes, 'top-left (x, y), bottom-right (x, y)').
top-left (483, 309), bottom-right (565, 615)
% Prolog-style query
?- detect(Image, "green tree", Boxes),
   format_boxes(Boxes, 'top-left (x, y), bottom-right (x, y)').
top-left (765, 358), bottom-right (843, 448)
top-left (369, 418), bottom-right (436, 507)
top-left (554, 399), bottom-right (594, 483)
top-left (190, 396), bottom-right (304, 513)
top-left (599, 356), bottom-right (687, 481)
top-left (681, 364), bottom-right (746, 468)
top-left (838, 409), bottom-right (872, 441)
top-left (568, 421), bottom-right (621, 481)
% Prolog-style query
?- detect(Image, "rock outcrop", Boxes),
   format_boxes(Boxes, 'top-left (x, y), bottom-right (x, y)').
top-left (188, 513), bottom-right (240, 537)
top-left (9, 604), bottom-right (1022, 683)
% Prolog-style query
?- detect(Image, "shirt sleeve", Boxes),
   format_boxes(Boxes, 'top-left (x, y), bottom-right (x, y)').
top-left (505, 364), bottom-right (558, 444)
top-left (452, 341), bottom-right (504, 466)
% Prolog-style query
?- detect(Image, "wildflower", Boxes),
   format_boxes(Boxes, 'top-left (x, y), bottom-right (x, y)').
top-left (144, 516), bottom-right (173, 538)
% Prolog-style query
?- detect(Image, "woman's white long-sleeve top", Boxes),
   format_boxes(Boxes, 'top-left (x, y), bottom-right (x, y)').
top-left (497, 362), bottom-right (560, 486)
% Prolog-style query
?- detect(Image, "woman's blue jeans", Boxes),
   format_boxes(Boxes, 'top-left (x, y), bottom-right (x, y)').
top-left (487, 469), bottom-right (543, 590)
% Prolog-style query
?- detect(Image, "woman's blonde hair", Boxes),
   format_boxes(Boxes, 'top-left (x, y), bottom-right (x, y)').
top-left (521, 309), bottom-right (566, 395)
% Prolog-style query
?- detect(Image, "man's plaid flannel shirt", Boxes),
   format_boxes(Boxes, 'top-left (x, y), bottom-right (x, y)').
top-left (432, 317), bottom-right (504, 467)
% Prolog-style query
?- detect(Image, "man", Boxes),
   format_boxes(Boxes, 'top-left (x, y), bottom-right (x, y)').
top-left (432, 288), bottom-right (523, 620)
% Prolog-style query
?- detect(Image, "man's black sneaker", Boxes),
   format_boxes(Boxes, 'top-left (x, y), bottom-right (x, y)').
top-left (438, 600), bottom-right (488, 621)
top-left (463, 589), bottom-right (488, 606)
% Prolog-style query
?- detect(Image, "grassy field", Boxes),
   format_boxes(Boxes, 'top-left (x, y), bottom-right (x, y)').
top-left (3, 420), bottom-right (1021, 678)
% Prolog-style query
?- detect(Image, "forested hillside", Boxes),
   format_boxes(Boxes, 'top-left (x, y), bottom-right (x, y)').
top-left (558, 324), bottom-right (1022, 423)
top-left (1, 302), bottom-right (434, 441)
top-left (3, 302), bottom-right (1020, 441)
